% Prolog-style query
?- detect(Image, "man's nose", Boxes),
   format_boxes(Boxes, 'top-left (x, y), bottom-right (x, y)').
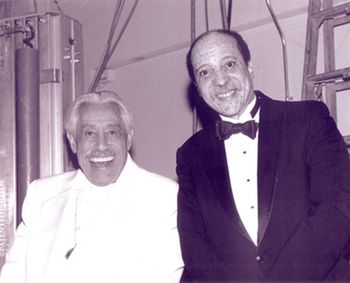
top-left (213, 71), bottom-right (228, 87)
top-left (97, 133), bottom-right (108, 150)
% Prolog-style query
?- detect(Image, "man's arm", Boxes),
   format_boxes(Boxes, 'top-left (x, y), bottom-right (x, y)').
top-left (268, 101), bottom-right (350, 281)
top-left (176, 148), bottom-right (225, 282)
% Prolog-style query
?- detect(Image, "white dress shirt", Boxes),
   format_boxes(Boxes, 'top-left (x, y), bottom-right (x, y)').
top-left (220, 97), bottom-right (260, 245)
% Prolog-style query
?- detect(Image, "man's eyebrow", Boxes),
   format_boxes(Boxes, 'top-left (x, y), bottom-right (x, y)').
top-left (194, 63), bottom-right (210, 73)
top-left (81, 124), bottom-right (95, 129)
top-left (194, 56), bottom-right (239, 72)
top-left (105, 122), bottom-right (122, 127)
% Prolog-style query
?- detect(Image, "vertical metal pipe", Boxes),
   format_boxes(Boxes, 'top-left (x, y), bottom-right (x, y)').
top-left (266, 0), bottom-right (292, 101)
top-left (15, 48), bottom-right (40, 225)
top-left (191, 0), bottom-right (198, 134)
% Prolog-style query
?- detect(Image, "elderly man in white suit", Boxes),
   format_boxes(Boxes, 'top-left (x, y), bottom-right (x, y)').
top-left (0, 91), bottom-right (183, 283)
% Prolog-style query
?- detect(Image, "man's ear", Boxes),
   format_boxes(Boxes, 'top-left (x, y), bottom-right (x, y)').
top-left (127, 129), bottom-right (134, 151)
top-left (66, 132), bottom-right (77, 154)
top-left (192, 81), bottom-right (202, 98)
top-left (247, 60), bottom-right (254, 78)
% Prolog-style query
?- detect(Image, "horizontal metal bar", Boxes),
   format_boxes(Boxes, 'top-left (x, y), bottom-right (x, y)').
top-left (312, 2), bottom-right (350, 21)
top-left (307, 67), bottom-right (350, 83)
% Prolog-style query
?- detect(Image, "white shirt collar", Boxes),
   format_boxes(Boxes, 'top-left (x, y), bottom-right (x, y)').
top-left (220, 96), bottom-right (259, 124)
top-left (71, 153), bottom-right (135, 192)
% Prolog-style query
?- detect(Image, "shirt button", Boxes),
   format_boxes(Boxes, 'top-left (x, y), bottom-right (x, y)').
top-left (256, 255), bottom-right (263, 263)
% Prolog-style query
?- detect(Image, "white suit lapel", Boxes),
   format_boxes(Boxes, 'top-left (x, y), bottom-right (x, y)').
top-left (43, 188), bottom-right (78, 282)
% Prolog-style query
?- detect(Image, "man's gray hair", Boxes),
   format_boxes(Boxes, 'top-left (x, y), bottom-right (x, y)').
top-left (64, 90), bottom-right (134, 137)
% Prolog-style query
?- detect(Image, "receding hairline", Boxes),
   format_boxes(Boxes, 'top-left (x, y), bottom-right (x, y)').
top-left (191, 31), bottom-right (239, 58)
top-left (186, 29), bottom-right (251, 82)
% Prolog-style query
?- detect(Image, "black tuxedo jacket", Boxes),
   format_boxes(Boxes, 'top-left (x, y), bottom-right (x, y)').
top-left (176, 91), bottom-right (350, 282)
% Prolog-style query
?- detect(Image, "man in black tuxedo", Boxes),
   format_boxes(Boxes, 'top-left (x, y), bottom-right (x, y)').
top-left (176, 29), bottom-right (350, 282)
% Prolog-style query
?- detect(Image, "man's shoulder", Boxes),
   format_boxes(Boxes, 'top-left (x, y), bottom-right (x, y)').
top-left (283, 99), bottom-right (330, 119)
top-left (126, 162), bottom-right (178, 214)
top-left (139, 167), bottom-right (175, 182)
top-left (179, 125), bottom-right (215, 151)
top-left (26, 170), bottom-right (78, 201)
top-left (124, 157), bottom-right (177, 190)
top-left (258, 91), bottom-right (330, 119)
top-left (133, 164), bottom-right (178, 191)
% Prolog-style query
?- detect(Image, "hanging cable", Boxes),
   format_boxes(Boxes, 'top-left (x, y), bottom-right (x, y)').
top-left (88, 0), bottom-right (124, 93)
top-left (191, 0), bottom-right (198, 134)
top-left (191, 0), bottom-right (196, 42)
top-left (265, 0), bottom-right (291, 101)
top-left (88, 0), bottom-right (123, 93)
top-left (105, 0), bottom-right (139, 64)
top-left (227, 0), bottom-right (233, 30)
top-left (204, 0), bottom-right (209, 31)
top-left (0, 27), bottom-right (26, 37)
top-left (33, 0), bottom-right (38, 13)
top-left (106, 0), bottom-right (125, 57)
top-left (88, 0), bottom-right (125, 92)
top-left (88, 0), bottom-right (139, 93)
top-left (220, 0), bottom-right (228, 30)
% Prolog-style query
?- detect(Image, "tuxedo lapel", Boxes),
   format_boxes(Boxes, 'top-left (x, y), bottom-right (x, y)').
top-left (197, 92), bottom-right (285, 244)
top-left (200, 126), bottom-right (252, 241)
top-left (256, 92), bottom-right (285, 244)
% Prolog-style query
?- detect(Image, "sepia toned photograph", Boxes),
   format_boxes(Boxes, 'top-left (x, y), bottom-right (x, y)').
top-left (0, 0), bottom-right (350, 282)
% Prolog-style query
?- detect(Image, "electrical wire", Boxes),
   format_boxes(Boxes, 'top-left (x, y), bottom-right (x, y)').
top-left (105, 0), bottom-right (139, 64)
top-left (88, 0), bottom-right (139, 93)
top-left (0, 27), bottom-right (26, 37)
top-left (204, 0), bottom-right (209, 31)
top-left (88, 0), bottom-right (124, 93)
top-left (191, 0), bottom-right (198, 134)
top-left (220, 0), bottom-right (228, 30)
top-left (204, 0), bottom-right (209, 32)
top-left (33, 0), bottom-right (38, 13)
top-left (106, 0), bottom-right (124, 57)
top-left (191, 0), bottom-right (196, 42)
top-left (227, 0), bottom-right (233, 30)
top-left (0, 25), bottom-right (35, 48)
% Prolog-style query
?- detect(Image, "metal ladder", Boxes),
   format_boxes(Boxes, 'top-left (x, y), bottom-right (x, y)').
top-left (302, 0), bottom-right (350, 124)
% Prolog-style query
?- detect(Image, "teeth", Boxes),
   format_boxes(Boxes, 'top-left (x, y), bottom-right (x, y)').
top-left (90, 156), bottom-right (114, 163)
top-left (217, 90), bottom-right (238, 98)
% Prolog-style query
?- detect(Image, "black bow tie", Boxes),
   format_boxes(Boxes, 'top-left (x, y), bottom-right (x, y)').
top-left (215, 120), bottom-right (259, 140)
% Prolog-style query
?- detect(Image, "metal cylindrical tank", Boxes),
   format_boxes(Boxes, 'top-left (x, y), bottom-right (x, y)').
top-left (15, 48), bottom-right (40, 225)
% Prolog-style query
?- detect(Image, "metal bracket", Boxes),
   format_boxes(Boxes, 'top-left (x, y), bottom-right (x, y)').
top-left (39, 68), bottom-right (60, 83)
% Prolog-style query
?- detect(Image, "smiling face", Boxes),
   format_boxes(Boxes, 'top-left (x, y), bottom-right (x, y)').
top-left (67, 102), bottom-right (132, 186)
top-left (191, 32), bottom-right (255, 119)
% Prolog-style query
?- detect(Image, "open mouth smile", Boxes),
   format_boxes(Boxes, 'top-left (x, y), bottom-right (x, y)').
top-left (216, 89), bottom-right (239, 100)
top-left (90, 156), bottom-right (114, 163)
top-left (89, 156), bottom-right (115, 168)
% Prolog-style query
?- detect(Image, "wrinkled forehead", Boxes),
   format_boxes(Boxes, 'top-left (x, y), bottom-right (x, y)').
top-left (191, 32), bottom-right (240, 65)
top-left (78, 102), bottom-right (122, 123)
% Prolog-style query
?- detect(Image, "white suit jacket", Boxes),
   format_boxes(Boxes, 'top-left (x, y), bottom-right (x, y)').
top-left (0, 154), bottom-right (183, 283)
